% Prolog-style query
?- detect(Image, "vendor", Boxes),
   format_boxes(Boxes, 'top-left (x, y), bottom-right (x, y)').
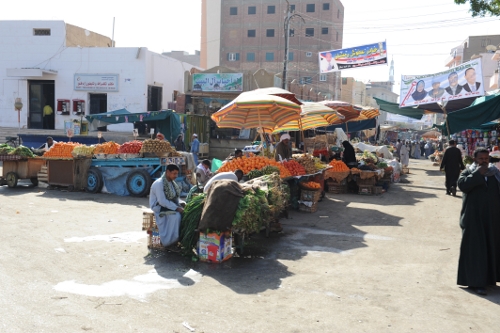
top-left (203, 169), bottom-right (244, 193)
top-left (149, 164), bottom-right (185, 251)
top-left (341, 140), bottom-right (357, 166)
top-left (195, 159), bottom-right (213, 186)
top-left (225, 149), bottom-right (243, 163)
top-left (39, 136), bottom-right (57, 152)
top-left (274, 133), bottom-right (292, 161)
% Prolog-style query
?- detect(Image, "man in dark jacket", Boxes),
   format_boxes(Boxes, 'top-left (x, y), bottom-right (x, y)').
top-left (440, 140), bottom-right (465, 196)
top-left (457, 148), bottom-right (500, 296)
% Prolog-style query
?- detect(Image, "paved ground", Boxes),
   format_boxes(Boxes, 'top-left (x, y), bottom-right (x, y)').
top-left (1, 159), bottom-right (499, 332)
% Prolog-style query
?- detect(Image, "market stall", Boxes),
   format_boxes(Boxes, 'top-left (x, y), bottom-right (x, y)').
top-left (0, 145), bottom-right (45, 188)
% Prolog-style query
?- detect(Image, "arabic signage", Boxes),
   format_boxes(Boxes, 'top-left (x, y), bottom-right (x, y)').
top-left (399, 59), bottom-right (484, 107)
top-left (192, 73), bottom-right (243, 92)
top-left (74, 74), bottom-right (119, 92)
top-left (319, 41), bottom-right (387, 73)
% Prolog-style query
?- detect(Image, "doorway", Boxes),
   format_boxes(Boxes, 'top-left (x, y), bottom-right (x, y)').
top-left (89, 93), bottom-right (107, 131)
top-left (28, 80), bottom-right (55, 129)
top-left (148, 86), bottom-right (162, 111)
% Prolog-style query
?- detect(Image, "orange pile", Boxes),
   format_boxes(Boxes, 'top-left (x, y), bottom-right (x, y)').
top-left (217, 156), bottom-right (292, 178)
top-left (43, 142), bottom-right (82, 158)
top-left (301, 181), bottom-right (321, 189)
top-left (329, 160), bottom-right (349, 171)
top-left (283, 160), bottom-right (306, 176)
top-left (94, 142), bottom-right (120, 154)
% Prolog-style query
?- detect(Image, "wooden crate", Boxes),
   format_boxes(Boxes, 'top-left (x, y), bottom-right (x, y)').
top-left (402, 167), bottom-right (410, 174)
top-left (142, 211), bottom-right (156, 230)
top-left (299, 202), bottom-right (318, 213)
top-left (147, 226), bottom-right (163, 249)
top-left (300, 189), bottom-right (321, 202)
top-left (373, 186), bottom-right (384, 195)
top-left (328, 183), bottom-right (347, 194)
top-left (358, 185), bottom-right (373, 195)
top-left (356, 177), bottom-right (376, 186)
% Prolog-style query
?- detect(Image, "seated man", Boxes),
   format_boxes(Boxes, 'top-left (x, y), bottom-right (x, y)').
top-left (39, 136), bottom-right (57, 152)
top-left (195, 159), bottom-right (213, 186)
top-left (149, 164), bottom-right (185, 250)
top-left (203, 169), bottom-right (244, 193)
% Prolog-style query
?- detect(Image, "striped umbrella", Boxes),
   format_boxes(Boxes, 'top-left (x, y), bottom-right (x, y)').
top-left (272, 102), bottom-right (345, 133)
top-left (319, 100), bottom-right (379, 124)
top-left (242, 87), bottom-right (302, 105)
top-left (211, 94), bottom-right (301, 129)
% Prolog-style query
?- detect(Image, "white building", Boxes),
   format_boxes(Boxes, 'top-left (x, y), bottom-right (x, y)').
top-left (0, 20), bottom-right (195, 132)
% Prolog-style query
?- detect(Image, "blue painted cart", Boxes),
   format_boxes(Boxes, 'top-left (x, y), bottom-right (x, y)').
top-left (87, 156), bottom-right (185, 197)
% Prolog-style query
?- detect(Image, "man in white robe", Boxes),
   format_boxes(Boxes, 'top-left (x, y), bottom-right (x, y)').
top-left (149, 164), bottom-right (185, 249)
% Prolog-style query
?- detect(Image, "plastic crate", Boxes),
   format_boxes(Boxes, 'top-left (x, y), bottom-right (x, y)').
top-left (358, 185), bottom-right (373, 195)
top-left (147, 226), bottom-right (163, 249)
top-left (299, 202), bottom-right (318, 213)
top-left (300, 189), bottom-right (321, 202)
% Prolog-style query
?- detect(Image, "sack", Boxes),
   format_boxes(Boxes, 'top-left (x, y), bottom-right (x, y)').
top-left (424, 144), bottom-right (429, 149)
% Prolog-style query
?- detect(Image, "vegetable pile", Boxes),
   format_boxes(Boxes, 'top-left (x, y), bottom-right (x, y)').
top-left (0, 144), bottom-right (14, 155)
top-left (94, 142), bottom-right (120, 154)
top-left (179, 194), bottom-right (206, 256)
top-left (140, 139), bottom-right (180, 156)
top-left (283, 160), bottom-right (306, 176)
top-left (118, 140), bottom-right (143, 154)
top-left (292, 154), bottom-right (317, 174)
top-left (217, 156), bottom-right (292, 178)
top-left (72, 145), bottom-right (95, 157)
top-left (312, 149), bottom-right (329, 157)
top-left (328, 160), bottom-right (349, 171)
top-left (8, 146), bottom-right (35, 158)
top-left (43, 142), bottom-right (82, 158)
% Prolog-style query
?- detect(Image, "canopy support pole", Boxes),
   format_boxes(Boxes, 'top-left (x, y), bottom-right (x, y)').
top-left (438, 103), bottom-right (451, 139)
top-left (299, 118), bottom-right (305, 152)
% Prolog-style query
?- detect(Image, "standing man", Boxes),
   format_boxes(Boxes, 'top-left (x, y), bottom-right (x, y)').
top-left (43, 102), bottom-right (53, 129)
top-left (190, 133), bottom-right (200, 166)
top-left (149, 164), bottom-right (185, 251)
top-left (457, 148), bottom-right (500, 296)
top-left (462, 68), bottom-right (481, 93)
top-left (274, 133), bottom-right (292, 161)
top-left (440, 140), bottom-right (465, 196)
top-left (395, 139), bottom-right (402, 159)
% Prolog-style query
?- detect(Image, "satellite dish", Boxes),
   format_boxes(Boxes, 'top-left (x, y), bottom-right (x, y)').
top-left (486, 45), bottom-right (497, 52)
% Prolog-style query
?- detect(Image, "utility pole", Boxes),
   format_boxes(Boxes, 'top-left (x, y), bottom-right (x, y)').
top-left (282, 1), bottom-right (304, 91)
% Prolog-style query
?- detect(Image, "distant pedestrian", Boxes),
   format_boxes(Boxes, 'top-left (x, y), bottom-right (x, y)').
top-left (190, 134), bottom-right (200, 165)
top-left (400, 141), bottom-right (410, 167)
top-left (420, 141), bottom-right (426, 157)
top-left (395, 139), bottom-right (402, 159)
top-left (175, 134), bottom-right (185, 151)
top-left (440, 140), bottom-right (465, 196)
top-left (457, 148), bottom-right (500, 296)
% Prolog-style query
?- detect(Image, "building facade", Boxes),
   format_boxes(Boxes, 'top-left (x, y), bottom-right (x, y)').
top-left (340, 77), bottom-right (366, 105)
top-left (201, 0), bottom-right (344, 99)
top-left (0, 21), bottom-right (195, 132)
top-left (162, 50), bottom-right (201, 67)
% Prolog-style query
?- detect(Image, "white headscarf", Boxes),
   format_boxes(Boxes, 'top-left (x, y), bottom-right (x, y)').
top-left (280, 134), bottom-right (291, 142)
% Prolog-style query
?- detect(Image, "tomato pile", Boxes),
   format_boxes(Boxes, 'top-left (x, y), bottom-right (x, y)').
top-left (283, 160), bottom-right (306, 176)
top-left (217, 156), bottom-right (291, 178)
top-left (328, 160), bottom-right (350, 171)
top-left (312, 149), bottom-right (329, 157)
top-left (118, 140), bottom-right (143, 154)
top-left (43, 142), bottom-right (82, 158)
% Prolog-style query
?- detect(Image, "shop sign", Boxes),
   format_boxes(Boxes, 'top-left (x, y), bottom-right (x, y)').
top-left (160, 157), bottom-right (186, 166)
top-left (74, 74), bottom-right (119, 92)
top-left (400, 58), bottom-right (484, 107)
top-left (319, 41), bottom-right (387, 73)
top-left (192, 73), bottom-right (243, 92)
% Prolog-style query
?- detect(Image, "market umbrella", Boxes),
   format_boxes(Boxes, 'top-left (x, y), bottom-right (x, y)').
top-left (242, 87), bottom-right (302, 105)
top-left (271, 102), bottom-right (345, 133)
top-left (318, 100), bottom-right (363, 122)
top-left (211, 93), bottom-right (302, 130)
top-left (421, 130), bottom-right (441, 138)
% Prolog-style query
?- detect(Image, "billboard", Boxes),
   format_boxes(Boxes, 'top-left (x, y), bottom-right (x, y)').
top-left (192, 73), bottom-right (243, 92)
top-left (399, 58), bottom-right (484, 107)
top-left (319, 41), bottom-right (387, 73)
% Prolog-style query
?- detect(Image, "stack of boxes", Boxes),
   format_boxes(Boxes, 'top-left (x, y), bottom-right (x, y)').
top-left (299, 189), bottom-right (321, 213)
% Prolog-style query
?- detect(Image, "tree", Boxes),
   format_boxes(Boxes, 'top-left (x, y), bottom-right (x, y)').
top-left (454, 0), bottom-right (500, 16)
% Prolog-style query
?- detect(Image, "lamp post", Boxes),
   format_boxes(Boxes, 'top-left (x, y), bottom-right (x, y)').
top-left (282, 1), bottom-right (305, 90)
top-left (14, 98), bottom-right (23, 134)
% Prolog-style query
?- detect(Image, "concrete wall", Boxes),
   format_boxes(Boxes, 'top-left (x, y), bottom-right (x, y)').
top-left (201, 0), bottom-right (221, 69)
top-left (65, 23), bottom-right (113, 47)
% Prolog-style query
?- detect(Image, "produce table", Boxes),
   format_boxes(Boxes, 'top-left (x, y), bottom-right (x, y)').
top-left (0, 158), bottom-right (45, 187)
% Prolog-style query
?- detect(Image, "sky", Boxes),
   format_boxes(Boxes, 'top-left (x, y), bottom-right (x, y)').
top-left (1, 0), bottom-right (499, 93)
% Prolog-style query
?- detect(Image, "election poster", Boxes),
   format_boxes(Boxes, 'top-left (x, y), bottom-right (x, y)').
top-left (318, 41), bottom-right (388, 73)
top-left (399, 58), bottom-right (484, 107)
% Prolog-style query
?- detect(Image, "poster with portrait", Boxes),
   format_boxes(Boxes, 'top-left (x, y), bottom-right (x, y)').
top-left (318, 41), bottom-right (387, 73)
top-left (399, 58), bottom-right (484, 107)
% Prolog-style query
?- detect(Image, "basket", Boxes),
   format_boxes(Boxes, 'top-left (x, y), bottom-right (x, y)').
top-left (0, 154), bottom-right (26, 161)
top-left (147, 226), bottom-right (163, 249)
top-left (359, 171), bottom-right (377, 180)
top-left (300, 190), bottom-right (321, 202)
top-left (327, 183), bottom-right (347, 194)
top-left (356, 177), bottom-right (376, 186)
top-left (142, 211), bottom-right (156, 231)
top-left (327, 178), bottom-right (347, 186)
top-left (299, 202), bottom-right (318, 213)
top-left (325, 170), bottom-right (350, 183)
top-left (358, 185), bottom-right (373, 195)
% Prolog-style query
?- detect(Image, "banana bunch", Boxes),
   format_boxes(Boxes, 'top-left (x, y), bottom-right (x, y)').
top-left (313, 157), bottom-right (326, 171)
top-left (72, 145), bottom-right (95, 157)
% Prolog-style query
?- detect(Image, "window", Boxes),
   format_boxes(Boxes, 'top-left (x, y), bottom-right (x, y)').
top-left (248, 6), bottom-right (256, 14)
top-left (267, 5), bottom-right (275, 14)
top-left (289, 29), bottom-right (295, 37)
top-left (337, 9), bottom-right (340, 18)
top-left (306, 52), bottom-right (313, 57)
top-left (230, 7), bottom-right (237, 15)
top-left (266, 29), bottom-right (275, 37)
top-left (323, 3), bottom-right (330, 10)
top-left (290, 4), bottom-right (296, 12)
top-left (33, 29), bottom-right (51, 36)
top-left (288, 52), bottom-right (294, 61)
top-left (248, 30), bottom-right (256, 37)
top-left (300, 77), bottom-right (312, 84)
top-left (305, 28), bottom-right (314, 37)
top-left (342, 78), bottom-right (348, 85)
top-left (306, 4), bottom-right (315, 12)
top-left (320, 74), bottom-right (327, 82)
top-left (321, 27), bottom-right (328, 35)
top-left (336, 31), bottom-right (339, 41)
top-left (247, 52), bottom-right (255, 62)
top-left (227, 53), bottom-right (240, 61)
top-left (265, 52), bottom-right (274, 61)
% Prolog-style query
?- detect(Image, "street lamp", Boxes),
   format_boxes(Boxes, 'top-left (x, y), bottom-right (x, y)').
top-left (14, 98), bottom-right (23, 134)
top-left (282, 1), bottom-right (305, 90)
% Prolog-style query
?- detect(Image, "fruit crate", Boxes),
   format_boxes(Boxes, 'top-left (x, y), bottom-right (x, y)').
top-left (299, 202), bottom-right (318, 213)
top-left (300, 189), bottom-right (321, 202)
top-left (356, 177), bottom-right (376, 186)
top-left (358, 185), bottom-right (373, 195)
top-left (328, 183), bottom-right (347, 194)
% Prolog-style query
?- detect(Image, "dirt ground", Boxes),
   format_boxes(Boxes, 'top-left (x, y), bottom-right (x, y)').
top-left (0, 159), bottom-right (499, 333)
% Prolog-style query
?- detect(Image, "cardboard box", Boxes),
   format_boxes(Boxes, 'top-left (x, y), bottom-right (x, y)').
top-left (198, 231), bottom-right (232, 263)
